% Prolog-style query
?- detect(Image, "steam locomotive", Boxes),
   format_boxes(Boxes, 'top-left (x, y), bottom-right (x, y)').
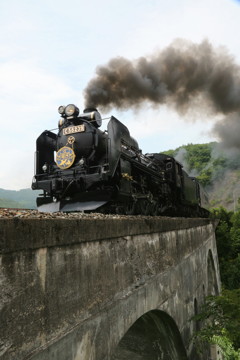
top-left (32, 104), bottom-right (209, 216)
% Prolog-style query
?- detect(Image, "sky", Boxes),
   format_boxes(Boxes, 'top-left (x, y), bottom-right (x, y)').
top-left (1, 0), bottom-right (240, 190)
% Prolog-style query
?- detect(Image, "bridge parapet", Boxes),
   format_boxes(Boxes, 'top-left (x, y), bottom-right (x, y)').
top-left (0, 215), bottom-right (220, 360)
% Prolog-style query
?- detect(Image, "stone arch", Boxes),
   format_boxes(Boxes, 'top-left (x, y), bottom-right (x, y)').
top-left (111, 309), bottom-right (188, 360)
top-left (207, 249), bottom-right (219, 296)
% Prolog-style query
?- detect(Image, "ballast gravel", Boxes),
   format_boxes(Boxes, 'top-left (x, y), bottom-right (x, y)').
top-left (0, 208), bottom-right (158, 220)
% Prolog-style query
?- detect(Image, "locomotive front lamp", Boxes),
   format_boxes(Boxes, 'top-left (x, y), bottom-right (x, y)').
top-left (79, 158), bottom-right (85, 166)
top-left (58, 105), bottom-right (65, 115)
top-left (42, 163), bottom-right (48, 172)
top-left (65, 104), bottom-right (79, 117)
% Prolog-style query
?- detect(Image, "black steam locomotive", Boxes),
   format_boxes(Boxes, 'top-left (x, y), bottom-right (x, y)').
top-left (32, 104), bottom-right (208, 217)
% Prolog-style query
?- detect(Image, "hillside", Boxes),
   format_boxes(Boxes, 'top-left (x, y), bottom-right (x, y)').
top-left (163, 142), bottom-right (240, 211)
top-left (0, 188), bottom-right (40, 209)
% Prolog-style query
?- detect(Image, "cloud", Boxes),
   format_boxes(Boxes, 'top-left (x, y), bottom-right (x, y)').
top-left (118, 0), bottom-right (240, 60)
top-left (0, 60), bottom-right (80, 127)
top-left (0, 60), bottom-right (80, 189)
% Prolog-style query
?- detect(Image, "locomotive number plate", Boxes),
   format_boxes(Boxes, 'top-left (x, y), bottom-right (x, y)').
top-left (63, 125), bottom-right (85, 135)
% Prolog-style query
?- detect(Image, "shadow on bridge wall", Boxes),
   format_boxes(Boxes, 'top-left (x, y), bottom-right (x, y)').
top-left (207, 249), bottom-right (219, 296)
top-left (111, 309), bottom-right (188, 360)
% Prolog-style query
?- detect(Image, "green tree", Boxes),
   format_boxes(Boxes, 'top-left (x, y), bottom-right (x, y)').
top-left (211, 208), bottom-right (240, 289)
top-left (163, 142), bottom-right (226, 187)
top-left (220, 256), bottom-right (240, 289)
top-left (211, 332), bottom-right (240, 360)
top-left (210, 207), bottom-right (233, 260)
top-left (184, 143), bottom-right (212, 172)
top-left (194, 289), bottom-right (240, 357)
top-left (197, 168), bottom-right (213, 187)
top-left (194, 208), bottom-right (240, 358)
top-left (230, 212), bottom-right (240, 256)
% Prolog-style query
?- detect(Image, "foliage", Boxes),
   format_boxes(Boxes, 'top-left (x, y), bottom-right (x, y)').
top-left (210, 207), bottom-right (240, 289)
top-left (163, 142), bottom-right (224, 187)
top-left (230, 212), bottom-right (240, 256)
top-left (211, 332), bottom-right (240, 360)
top-left (194, 289), bottom-right (240, 356)
top-left (163, 143), bottom-right (240, 354)
top-left (163, 149), bottom-right (175, 157)
top-left (220, 256), bottom-right (240, 290)
top-left (210, 207), bottom-right (233, 259)
top-left (164, 143), bottom-right (213, 170)
top-left (193, 208), bottom-right (240, 357)
top-left (197, 168), bottom-right (213, 187)
top-left (163, 143), bottom-right (240, 210)
top-left (184, 143), bottom-right (213, 172)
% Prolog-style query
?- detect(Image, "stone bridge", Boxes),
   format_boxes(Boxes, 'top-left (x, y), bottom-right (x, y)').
top-left (0, 215), bottom-right (220, 360)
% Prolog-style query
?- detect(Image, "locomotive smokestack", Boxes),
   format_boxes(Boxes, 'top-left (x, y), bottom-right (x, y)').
top-left (84, 39), bottom-right (240, 150)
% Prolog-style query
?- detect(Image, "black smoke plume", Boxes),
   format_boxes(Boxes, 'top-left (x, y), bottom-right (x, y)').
top-left (84, 39), bottom-right (240, 149)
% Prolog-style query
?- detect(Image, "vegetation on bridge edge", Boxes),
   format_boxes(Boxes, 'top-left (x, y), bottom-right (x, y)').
top-left (193, 207), bottom-right (240, 359)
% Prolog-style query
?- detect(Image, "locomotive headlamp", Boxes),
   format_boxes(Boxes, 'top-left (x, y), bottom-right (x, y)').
top-left (65, 104), bottom-right (79, 117)
top-left (58, 105), bottom-right (65, 115)
top-left (79, 158), bottom-right (85, 166)
top-left (42, 163), bottom-right (48, 172)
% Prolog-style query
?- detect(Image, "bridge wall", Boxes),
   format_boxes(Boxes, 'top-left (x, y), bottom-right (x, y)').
top-left (0, 217), bottom-right (220, 360)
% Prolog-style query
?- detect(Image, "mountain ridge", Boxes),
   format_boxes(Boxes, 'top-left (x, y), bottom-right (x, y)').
top-left (0, 188), bottom-right (40, 209)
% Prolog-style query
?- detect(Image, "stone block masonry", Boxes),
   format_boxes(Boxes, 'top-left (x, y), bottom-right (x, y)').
top-left (0, 212), bottom-right (220, 360)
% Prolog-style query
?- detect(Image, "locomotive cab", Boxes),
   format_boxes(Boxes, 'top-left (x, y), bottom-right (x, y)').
top-left (147, 153), bottom-right (182, 187)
